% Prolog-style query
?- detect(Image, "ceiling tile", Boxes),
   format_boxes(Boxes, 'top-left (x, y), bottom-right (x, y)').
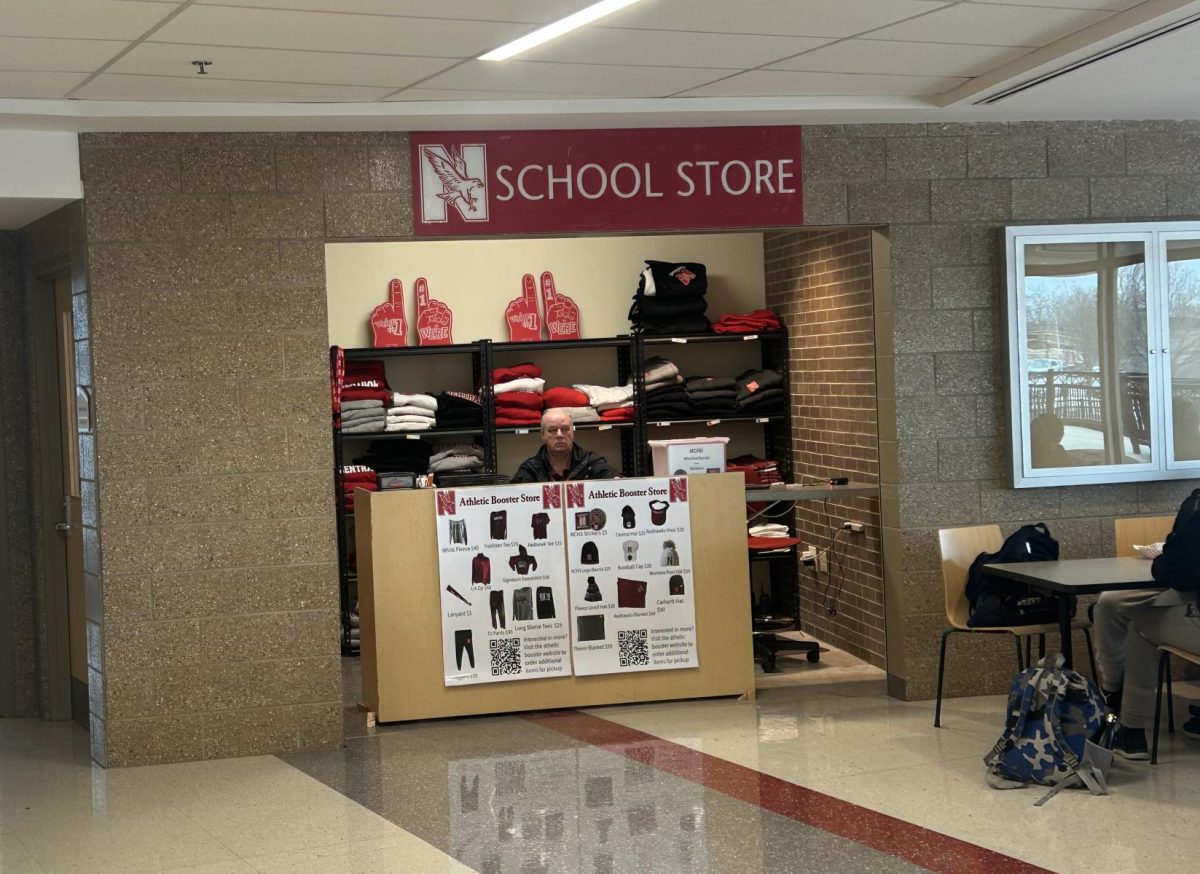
top-left (118, 43), bottom-right (452, 88)
top-left (197, 0), bottom-right (585, 23)
top-left (523, 27), bottom-right (832, 69)
top-left (73, 73), bottom-right (392, 102)
top-left (768, 38), bottom-right (1029, 78)
top-left (152, 5), bottom-right (530, 57)
top-left (965, 0), bottom-right (1138, 8)
top-left (604, 0), bottom-right (952, 37)
top-left (681, 69), bottom-right (966, 98)
top-left (0, 70), bottom-right (88, 98)
top-left (0, 0), bottom-right (180, 40)
top-left (420, 60), bottom-right (734, 97)
top-left (868, 3), bottom-right (1113, 47)
top-left (388, 88), bottom-right (617, 101)
top-left (0, 37), bottom-right (127, 72)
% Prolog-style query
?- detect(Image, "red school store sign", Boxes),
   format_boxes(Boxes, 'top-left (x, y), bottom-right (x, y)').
top-left (410, 126), bottom-right (803, 236)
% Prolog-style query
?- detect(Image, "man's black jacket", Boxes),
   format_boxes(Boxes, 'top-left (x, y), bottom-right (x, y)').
top-left (511, 444), bottom-right (620, 483)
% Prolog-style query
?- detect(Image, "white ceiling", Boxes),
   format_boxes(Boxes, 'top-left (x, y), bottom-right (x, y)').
top-left (0, 0), bottom-right (1195, 128)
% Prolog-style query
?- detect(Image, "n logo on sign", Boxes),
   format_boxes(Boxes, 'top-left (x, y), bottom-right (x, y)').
top-left (437, 490), bottom-right (457, 516)
top-left (419, 144), bottom-right (489, 224)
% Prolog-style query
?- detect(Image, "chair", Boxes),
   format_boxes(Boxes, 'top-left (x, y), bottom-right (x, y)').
top-left (1113, 515), bottom-right (1174, 557)
top-left (1152, 644), bottom-right (1200, 764)
top-left (934, 525), bottom-right (1096, 727)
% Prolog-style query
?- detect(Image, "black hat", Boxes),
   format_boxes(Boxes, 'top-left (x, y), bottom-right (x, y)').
top-left (669, 574), bottom-right (685, 596)
top-left (581, 541), bottom-right (599, 564)
top-left (621, 505), bottom-right (635, 528)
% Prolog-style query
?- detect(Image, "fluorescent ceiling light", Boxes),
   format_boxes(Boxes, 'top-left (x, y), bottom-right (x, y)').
top-left (479, 0), bottom-right (647, 61)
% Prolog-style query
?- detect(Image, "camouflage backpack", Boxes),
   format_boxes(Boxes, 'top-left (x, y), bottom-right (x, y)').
top-left (984, 654), bottom-right (1114, 805)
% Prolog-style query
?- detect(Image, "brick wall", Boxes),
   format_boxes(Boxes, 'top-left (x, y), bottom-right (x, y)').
top-left (764, 228), bottom-right (884, 667)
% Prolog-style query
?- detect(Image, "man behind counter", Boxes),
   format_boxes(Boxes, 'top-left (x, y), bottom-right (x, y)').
top-left (511, 408), bottom-right (621, 483)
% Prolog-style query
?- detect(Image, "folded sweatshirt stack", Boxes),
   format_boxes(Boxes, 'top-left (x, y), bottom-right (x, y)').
top-left (494, 363), bottom-right (545, 427)
top-left (437, 390), bottom-right (484, 429)
top-left (354, 438), bottom-right (432, 474)
top-left (574, 382), bottom-right (635, 423)
top-left (712, 308), bottom-right (782, 334)
top-left (340, 465), bottom-right (377, 511)
top-left (629, 260), bottom-right (710, 336)
top-left (641, 357), bottom-right (687, 419)
top-left (735, 369), bottom-right (786, 415)
top-left (541, 386), bottom-right (598, 424)
top-left (386, 392), bottom-right (437, 432)
top-left (685, 375), bottom-right (738, 417)
top-left (338, 359), bottom-right (391, 434)
top-left (430, 442), bottom-right (485, 474)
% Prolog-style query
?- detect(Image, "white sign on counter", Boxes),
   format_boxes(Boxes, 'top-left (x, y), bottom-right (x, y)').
top-left (564, 476), bottom-right (698, 676)
top-left (435, 483), bottom-right (571, 686)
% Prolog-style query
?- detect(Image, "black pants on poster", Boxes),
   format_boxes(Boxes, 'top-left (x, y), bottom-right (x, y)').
top-left (490, 590), bottom-right (506, 629)
top-left (454, 629), bottom-right (474, 670)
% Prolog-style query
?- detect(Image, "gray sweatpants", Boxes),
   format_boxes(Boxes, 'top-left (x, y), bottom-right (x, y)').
top-left (1093, 589), bottom-right (1164, 691)
top-left (1120, 597), bottom-right (1200, 729)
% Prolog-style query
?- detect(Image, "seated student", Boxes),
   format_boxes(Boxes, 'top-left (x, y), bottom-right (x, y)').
top-left (511, 408), bottom-right (620, 483)
top-left (1111, 490), bottom-right (1200, 760)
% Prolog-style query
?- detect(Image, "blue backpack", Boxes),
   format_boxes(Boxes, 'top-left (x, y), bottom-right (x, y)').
top-left (984, 655), bottom-right (1114, 805)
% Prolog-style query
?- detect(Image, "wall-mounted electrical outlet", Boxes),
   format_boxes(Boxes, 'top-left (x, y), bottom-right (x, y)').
top-left (815, 551), bottom-right (828, 573)
top-left (800, 548), bottom-right (817, 566)
top-left (842, 521), bottom-right (865, 534)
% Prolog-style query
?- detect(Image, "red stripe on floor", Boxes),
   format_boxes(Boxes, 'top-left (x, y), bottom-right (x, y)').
top-left (523, 709), bottom-right (1050, 874)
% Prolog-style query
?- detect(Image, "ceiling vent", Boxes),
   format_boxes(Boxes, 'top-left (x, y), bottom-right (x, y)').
top-left (977, 12), bottom-right (1200, 104)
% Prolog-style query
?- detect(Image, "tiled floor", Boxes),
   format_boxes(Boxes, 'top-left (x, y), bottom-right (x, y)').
top-left (2, 647), bottom-right (1199, 872)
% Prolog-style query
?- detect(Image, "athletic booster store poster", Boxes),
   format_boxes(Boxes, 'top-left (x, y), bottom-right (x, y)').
top-left (564, 477), bottom-right (698, 676)
top-left (435, 484), bottom-right (571, 686)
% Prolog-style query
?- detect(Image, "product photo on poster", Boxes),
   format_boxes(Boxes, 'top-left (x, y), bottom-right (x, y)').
top-left (564, 477), bottom-right (698, 676)
top-left (435, 483), bottom-right (571, 686)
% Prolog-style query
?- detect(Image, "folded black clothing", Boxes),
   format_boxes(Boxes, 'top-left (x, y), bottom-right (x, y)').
top-left (638, 260), bottom-right (708, 297)
top-left (737, 392), bottom-right (786, 414)
top-left (735, 368), bottom-right (784, 400)
top-left (691, 388), bottom-right (734, 403)
top-left (435, 472), bottom-right (509, 487)
top-left (355, 438), bottom-right (433, 473)
top-left (689, 400), bottom-right (738, 416)
top-left (646, 384), bottom-right (689, 401)
top-left (630, 294), bottom-right (709, 321)
top-left (437, 412), bottom-right (484, 426)
top-left (685, 375), bottom-right (736, 392)
top-left (437, 390), bottom-right (483, 413)
top-left (646, 402), bottom-right (693, 418)
top-left (639, 315), bottom-right (712, 335)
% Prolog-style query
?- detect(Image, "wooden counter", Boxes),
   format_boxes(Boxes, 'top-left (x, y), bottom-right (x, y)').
top-left (356, 472), bottom-right (755, 722)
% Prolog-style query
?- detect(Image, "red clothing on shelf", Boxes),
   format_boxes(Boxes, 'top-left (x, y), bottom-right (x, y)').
top-left (492, 363), bottom-right (542, 383)
top-left (494, 391), bottom-right (545, 411)
top-left (712, 309), bottom-right (782, 334)
top-left (598, 406), bottom-right (636, 422)
top-left (340, 387), bottom-right (392, 403)
top-left (496, 412), bottom-right (543, 427)
top-left (543, 386), bottom-right (590, 408)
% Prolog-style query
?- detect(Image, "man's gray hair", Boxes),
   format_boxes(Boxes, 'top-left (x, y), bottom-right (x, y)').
top-left (541, 408), bottom-right (574, 429)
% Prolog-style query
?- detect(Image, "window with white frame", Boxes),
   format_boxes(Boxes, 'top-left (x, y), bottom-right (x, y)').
top-left (1005, 223), bottom-right (1200, 487)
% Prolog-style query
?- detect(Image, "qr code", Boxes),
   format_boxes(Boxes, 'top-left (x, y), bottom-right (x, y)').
top-left (618, 629), bottom-right (649, 667)
top-left (489, 638), bottom-right (523, 676)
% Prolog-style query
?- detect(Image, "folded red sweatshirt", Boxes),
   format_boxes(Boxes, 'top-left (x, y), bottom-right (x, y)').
top-left (599, 406), bottom-right (636, 422)
top-left (543, 386), bottom-right (590, 408)
top-left (495, 391), bottom-right (545, 411)
top-left (344, 361), bottom-right (386, 379)
top-left (340, 387), bottom-right (393, 403)
top-left (496, 412), bottom-right (543, 427)
top-left (493, 363), bottom-right (542, 382)
top-left (712, 309), bottom-right (782, 334)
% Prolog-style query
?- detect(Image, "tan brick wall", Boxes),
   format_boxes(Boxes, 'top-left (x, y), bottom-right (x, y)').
top-left (764, 228), bottom-right (884, 667)
top-left (80, 132), bottom-right (413, 765)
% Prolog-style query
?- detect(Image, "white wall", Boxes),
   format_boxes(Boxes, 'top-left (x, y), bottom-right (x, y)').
top-left (0, 131), bottom-right (82, 229)
top-left (325, 232), bottom-right (766, 347)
